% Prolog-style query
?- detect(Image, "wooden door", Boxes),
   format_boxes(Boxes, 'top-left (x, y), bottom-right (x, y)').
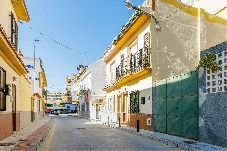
top-left (12, 84), bottom-right (17, 131)
top-left (31, 98), bottom-right (34, 122)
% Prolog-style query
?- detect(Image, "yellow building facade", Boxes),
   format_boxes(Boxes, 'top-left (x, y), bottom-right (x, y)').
top-left (0, 0), bottom-right (32, 140)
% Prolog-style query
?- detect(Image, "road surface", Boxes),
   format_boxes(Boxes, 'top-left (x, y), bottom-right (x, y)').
top-left (39, 116), bottom-right (176, 151)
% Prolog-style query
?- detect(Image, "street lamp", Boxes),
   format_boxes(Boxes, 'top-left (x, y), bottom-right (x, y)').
top-left (33, 39), bottom-right (40, 70)
top-left (124, 0), bottom-right (161, 31)
top-left (33, 39), bottom-right (40, 93)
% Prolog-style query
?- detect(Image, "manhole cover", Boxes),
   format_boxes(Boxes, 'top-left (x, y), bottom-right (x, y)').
top-left (0, 143), bottom-right (15, 146)
top-left (77, 128), bottom-right (86, 130)
top-left (19, 139), bottom-right (27, 142)
top-left (184, 141), bottom-right (196, 144)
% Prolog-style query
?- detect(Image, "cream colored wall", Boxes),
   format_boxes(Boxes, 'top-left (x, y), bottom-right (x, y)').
top-left (0, 53), bottom-right (20, 112)
top-left (216, 9), bottom-right (227, 20)
top-left (0, 0), bottom-right (18, 37)
top-left (200, 16), bottom-right (227, 51)
top-left (152, 0), bottom-right (226, 81)
top-left (19, 76), bottom-right (32, 112)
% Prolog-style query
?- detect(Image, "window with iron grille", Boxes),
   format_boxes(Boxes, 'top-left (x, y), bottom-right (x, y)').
top-left (129, 91), bottom-right (140, 113)
top-left (10, 12), bottom-right (18, 50)
top-left (0, 68), bottom-right (6, 111)
top-left (206, 50), bottom-right (227, 93)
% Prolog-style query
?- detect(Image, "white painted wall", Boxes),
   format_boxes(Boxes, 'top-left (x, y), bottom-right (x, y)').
top-left (22, 57), bottom-right (43, 96)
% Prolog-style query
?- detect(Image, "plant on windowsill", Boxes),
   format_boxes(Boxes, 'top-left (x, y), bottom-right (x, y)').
top-left (196, 52), bottom-right (220, 72)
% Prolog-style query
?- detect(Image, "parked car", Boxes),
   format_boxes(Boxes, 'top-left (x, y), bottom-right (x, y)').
top-left (45, 108), bottom-right (52, 114)
top-left (59, 109), bottom-right (68, 114)
top-left (51, 109), bottom-right (61, 115)
top-left (64, 104), bottom-right (77, 113)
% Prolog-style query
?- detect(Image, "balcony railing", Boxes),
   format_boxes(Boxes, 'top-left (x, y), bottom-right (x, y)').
top-left (116, 47), bottom-right (151, 81)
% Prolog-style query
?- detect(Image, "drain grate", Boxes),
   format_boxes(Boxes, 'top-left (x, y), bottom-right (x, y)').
top-left (76, 128), bottom-right (86, 130)
top-left (0, 143), bottom-right (16, 146)
top-left (184, 141), bottom-right (196, 144)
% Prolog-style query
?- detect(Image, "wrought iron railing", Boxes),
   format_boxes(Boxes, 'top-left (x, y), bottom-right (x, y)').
top-left (116, 47), bottom-right (151, 81)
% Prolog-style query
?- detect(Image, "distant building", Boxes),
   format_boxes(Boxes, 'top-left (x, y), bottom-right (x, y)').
top-left (65, 76), bottom-right (73, 102)
top-left (46, 91), bottom-right (65, 105)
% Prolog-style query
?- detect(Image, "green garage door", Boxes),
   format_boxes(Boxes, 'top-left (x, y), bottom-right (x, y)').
top-left (155, 71), bottom-right (198, 140)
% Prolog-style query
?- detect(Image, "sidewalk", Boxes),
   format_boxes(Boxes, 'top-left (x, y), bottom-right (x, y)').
top-left (104, 123), bottom-right (227, 151)
top-left (0, 117), bottom-right (53, 151)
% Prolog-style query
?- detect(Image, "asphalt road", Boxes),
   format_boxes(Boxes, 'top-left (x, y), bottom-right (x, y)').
top-left (39, 116), bottom-right (176, 151)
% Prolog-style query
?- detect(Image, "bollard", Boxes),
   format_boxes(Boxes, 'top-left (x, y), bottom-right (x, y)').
top-left (118, 116), bottom-right (121, 127)
top-left (137, 119), bottom-right (139, 132)
top-left (108, 116), bottom-right (109, 126)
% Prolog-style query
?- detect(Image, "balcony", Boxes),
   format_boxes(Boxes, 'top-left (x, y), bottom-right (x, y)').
top-left (104, 47), bottom-right (151, 92)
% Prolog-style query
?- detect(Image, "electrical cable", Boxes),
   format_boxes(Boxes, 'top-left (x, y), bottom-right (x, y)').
top-left (19, 21), bottom-right (85, 55)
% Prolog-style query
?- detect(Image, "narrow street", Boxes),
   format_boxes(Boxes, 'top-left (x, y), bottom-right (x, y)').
top-left (39, 117), bottom-right (176, 151)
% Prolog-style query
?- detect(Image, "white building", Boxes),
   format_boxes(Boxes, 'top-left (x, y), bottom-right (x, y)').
top-left (21, 57), bottom-right (46, 121)
top-left (102, 1), bottom-right (153, 130)
top-left (78, 60), bottom-right (106, 121)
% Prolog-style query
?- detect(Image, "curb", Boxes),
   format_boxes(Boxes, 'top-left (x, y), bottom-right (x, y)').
top-left (118, 127), bottom-right (227, 151)
top-left (116, 127), bottom-right (200, 151)
top-left (12, 119), bottom-right (54, 151)
top-left (32, 119), bottom-right (54, 151)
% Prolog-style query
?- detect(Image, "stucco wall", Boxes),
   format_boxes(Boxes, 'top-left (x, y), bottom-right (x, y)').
top-left (19, 76), bottom-right (32, 129)
top-left (152, 1), bottom-right (199, 81)
top-left (90, 60), bottom-right (106, 96)
top-left (20, 111), bottom-right (31, 129)
top-left (0, 53), bottom-right (20, 112)
top-left (152, 0), bottom-right (227, 82)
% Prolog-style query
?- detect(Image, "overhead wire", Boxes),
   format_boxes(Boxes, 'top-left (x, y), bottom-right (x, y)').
top-left (19, 21), bottom-right (84, 55)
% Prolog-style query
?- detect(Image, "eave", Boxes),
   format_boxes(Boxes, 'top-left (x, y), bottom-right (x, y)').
top-left (103, 14), bottom-right (150, 63)
top-left (11, 0), bottom-right (30, 21)
top-left (0, 25), bottom-right (27, 75)
top-left (103, 67), bottom-right (152, 92)
top-left (33, 93), bottom-right (42, 99)
top-left (161, 0), bottom-right (227, 25)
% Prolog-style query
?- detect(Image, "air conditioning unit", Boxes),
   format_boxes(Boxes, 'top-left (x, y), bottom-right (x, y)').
top-left (147, 118), bottom-right (151, 126)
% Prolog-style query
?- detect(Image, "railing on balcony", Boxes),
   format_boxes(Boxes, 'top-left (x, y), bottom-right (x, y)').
top-left (116, 47), bottom-right (151, 81)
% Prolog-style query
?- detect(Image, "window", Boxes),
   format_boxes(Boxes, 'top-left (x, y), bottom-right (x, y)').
top-left (26, 65), bottom-right (34, 69)
top-left (38, 100), bottom-right (41, 112)
top-left (0, 68), bottom-right (6, 111)
top-left (141, 97), bottom-right (145, 104)
top-left (110, 62), bottom-right (116, 84)
top-left (206, 50), bottom-right (227, 93)
top-left (10, 12), bottom-right (18, 50)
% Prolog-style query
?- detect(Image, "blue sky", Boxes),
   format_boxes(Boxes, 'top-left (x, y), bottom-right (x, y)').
top-left (19, 0), bottom-right (144, 92)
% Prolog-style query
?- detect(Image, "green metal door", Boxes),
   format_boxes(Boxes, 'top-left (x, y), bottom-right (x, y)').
top-left (155, 79), bottom-right (167, 133)
top-left (155, 71), bottom-right (198, 140)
